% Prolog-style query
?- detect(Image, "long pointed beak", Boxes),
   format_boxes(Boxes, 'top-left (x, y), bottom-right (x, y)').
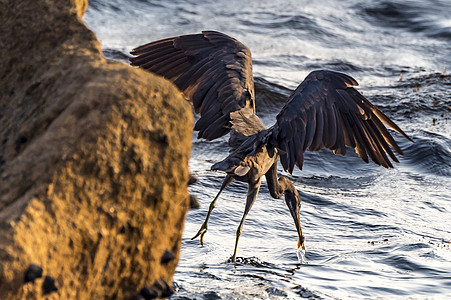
top-left (284, 189), bottom-right (305, 252)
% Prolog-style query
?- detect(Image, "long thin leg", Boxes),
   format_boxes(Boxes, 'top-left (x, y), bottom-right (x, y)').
top-left (191, 175), bottom-right (234, 245)
top-left (231, 178), bottom-right (262, 262)
top-left (265, 162), bottom-right (305, 254)
top-left (264, 162), bottom-right (283, 199)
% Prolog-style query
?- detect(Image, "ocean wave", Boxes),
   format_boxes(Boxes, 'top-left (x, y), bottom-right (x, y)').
top-left (361, 0), bottom-right (451, 40)
top-left (240, 13), bottom-right (332, 35)
top-left (254, 77), bottom-right (291, 115)
top-left (102, 48), bottom-right (131, 62)
top-left (401, 130), bottom-right (451, 176)
top-left (84, 1), bottom-right (451, 297)
top-left (304, 59), bottom-right (368, 73)
top-left (362, 72), bottom-right (451, 123)
top-left (395, 72), bottom-right (451, 91)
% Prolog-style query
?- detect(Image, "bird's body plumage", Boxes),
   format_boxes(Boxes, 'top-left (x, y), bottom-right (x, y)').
top-left (130, 31), bottom-right (412, 262)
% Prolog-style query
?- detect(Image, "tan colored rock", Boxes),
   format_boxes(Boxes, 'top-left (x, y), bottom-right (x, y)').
top-left (0, 0), bottom-right (193, 299)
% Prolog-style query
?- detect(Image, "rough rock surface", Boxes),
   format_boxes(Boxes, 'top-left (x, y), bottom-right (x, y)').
top-left (0, 0), bottom-right (193, 298)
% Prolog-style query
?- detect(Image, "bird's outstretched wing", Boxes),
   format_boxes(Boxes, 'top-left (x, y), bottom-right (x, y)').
top-left (130, 31), bottom-right (256, 141)
top-left (266, 70), bottom-right (413, 173)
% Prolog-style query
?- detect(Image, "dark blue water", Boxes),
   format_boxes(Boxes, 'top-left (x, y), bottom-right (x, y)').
top-left (84, 0), bottom-right (451, 298)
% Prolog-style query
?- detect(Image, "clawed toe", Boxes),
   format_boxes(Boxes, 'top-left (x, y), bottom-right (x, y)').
top-left (191, 226), bottom-right (207, 245)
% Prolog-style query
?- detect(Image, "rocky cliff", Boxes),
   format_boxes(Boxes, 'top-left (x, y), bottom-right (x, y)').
top-left (0, 0), bottom-right (193, 298)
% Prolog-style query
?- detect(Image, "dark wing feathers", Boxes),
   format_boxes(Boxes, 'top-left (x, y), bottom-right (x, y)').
top-left (269, 70), bottom-right (412, 173)
top-left (130, 31), bottom-right (255, 141)
top-left (131, 32), bottom-right (411, 171)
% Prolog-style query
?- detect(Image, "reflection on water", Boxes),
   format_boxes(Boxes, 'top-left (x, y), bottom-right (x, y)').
top-left (84, 0), bottom-right (451, 298)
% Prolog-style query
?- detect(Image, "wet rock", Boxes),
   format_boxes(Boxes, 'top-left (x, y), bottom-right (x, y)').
top-left (300, 289), bottom-right (314, 298)
top-left (203, 291), bottom-right (221, 300)
top-left (188, 174), bottom-right (198, 185)
top-left (296, 286), bottom-right (322, 299)
top-left (266, 287), bottom-right (287, 297)
top-left (0, 0), bottom-right (192, 298)
top-left (42, 276), bottom-right (58, 295)
top-left (24, 264), bottom-right (43, 283)
top-left (140, 278), bottom-right (174, 299)
top-left (140, 286), bottom-right (159, 300)
top-left (161, 249), bottom-right (176, 265)
top-left (189, 194), bottom-right (200, 209)
top-left (229, 256), bottom-right (267, 267)
top-left (155, 278), bottom-right (174, 298)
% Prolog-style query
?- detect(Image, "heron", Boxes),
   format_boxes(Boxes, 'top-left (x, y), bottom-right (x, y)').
top-left (129, 31), bottom-right (413, 262)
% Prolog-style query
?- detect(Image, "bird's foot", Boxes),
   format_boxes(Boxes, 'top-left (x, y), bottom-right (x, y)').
top-left (191, 223), bottom-right (208, 245)
top-left (296, 247), bottom-right (307, 264)
top-left (227, 254), bottom-right (238, 264)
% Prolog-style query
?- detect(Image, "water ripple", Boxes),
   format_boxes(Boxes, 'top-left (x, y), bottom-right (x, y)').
top-left (84, 0), bottom-right (451, 298)
top-left (361, 0), bottom-right (451, 40)
top-left (402, 131), bottom-right (451, 176)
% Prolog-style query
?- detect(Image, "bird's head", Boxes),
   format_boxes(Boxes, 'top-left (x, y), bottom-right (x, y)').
top-left (284, 188), bottom-right (305, 252)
